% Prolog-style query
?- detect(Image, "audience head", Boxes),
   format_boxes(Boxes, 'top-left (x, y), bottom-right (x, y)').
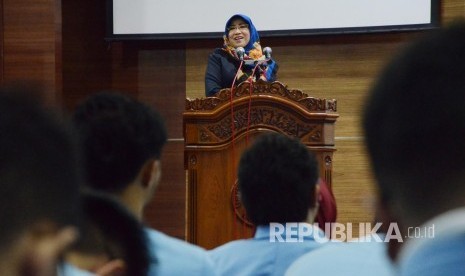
top-left (363, 21), bottom-right (465, 233)
top-left (238, 132), bottom-right (319, 226)
top-left (0, 84), bottom-right (81, 275)
top-left (72, 91), bottom-right (167, 196)
top-left (65, 191), bottom-right (151, 276)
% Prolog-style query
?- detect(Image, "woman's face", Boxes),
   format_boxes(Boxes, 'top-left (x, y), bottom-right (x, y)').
top-left (227, 18), bottom-right (250, 49)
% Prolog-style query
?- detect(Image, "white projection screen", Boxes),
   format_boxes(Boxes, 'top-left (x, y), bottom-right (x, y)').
top-left (105, 0), bottom-right (440, 41)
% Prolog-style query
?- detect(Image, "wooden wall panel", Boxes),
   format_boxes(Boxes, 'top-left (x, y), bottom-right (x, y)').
top-left (2, 0), bottom-right (60, 103)
top-left (61, 1), bottom-right (186, 137)
top-left (61, 0), bottom-right (112, 109)
top-left (136, 44), bottom-right (186, 139)
top-left (331, 139), bottom-right (377, 238)
top-left (0, 0), bottom-right (3, 82)
top-left (443, 1), bottom-right (465, 22)
top-left (144, 141), bottom-right (186, 239)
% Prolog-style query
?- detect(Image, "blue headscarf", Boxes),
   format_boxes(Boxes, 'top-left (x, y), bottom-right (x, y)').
top-left (224, 14), bottom-right (260, 53)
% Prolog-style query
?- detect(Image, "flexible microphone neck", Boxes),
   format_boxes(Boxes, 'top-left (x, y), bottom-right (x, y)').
top-left (231, 59), bottom-right (244, 90)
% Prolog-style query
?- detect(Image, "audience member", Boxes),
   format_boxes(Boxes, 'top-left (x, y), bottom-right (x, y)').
top-left (0, 85), bottom-right (81, 275)
top-left (286, 215), bottom-right (395, 276)
top-left (209, 132), bottom-right (327, 276)
top-left (72, 91), bottom-right (216, 275)
top-left (62, 191), bottom-right (150, 276)
top-left (363, 21), bottom-right (465, 275)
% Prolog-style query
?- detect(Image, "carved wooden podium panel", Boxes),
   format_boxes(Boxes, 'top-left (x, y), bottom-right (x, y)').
top-left (184, 81), bottom-right (338, 249)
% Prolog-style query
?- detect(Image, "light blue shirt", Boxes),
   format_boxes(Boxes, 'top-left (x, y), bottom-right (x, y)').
top-left (398, 208), bottom-right (465, 276)
top-left (145, 228), bottom-right (217, 276)
top-left (59, 229), bottom-right (216, 276)
top-left (286, 233), bottom-right (395, 276)
top-left (209, 224), bottom-right (327, 276)
top-left (58, 262), bottom-right (95, 276)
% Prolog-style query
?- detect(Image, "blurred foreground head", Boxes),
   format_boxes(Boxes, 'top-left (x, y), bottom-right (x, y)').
top-left (0, 84), bottom-right (82, 275)
top-left (364, 21), bottom-right (465, 226)
top-left (363, 22), bottom-right (465, 262)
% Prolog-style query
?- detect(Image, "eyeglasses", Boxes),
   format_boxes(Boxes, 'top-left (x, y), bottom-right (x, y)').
top-left (227, 24), bottom-right (249, 32)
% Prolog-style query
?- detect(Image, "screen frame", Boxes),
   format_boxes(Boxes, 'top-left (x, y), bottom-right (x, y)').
top-left (105, 0), bottom-right (441, 41)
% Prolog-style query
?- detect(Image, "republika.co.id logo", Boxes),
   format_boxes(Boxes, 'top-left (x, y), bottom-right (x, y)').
top-left (269, 222), bottom-right (435, 243)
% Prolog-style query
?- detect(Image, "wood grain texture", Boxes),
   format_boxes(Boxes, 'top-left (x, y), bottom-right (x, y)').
top-left (144, 141), bottom-right (186, 239)
top-left (61, 0), bottom-right (112, 109)
top-left (0, 0), bottom-right (4, 82)
top-left (2, 0), bottom-right (60, 103)
top-left (331, 139), bottom-right (378, 238)
top-left (443, 1), bottom-right (465, 23)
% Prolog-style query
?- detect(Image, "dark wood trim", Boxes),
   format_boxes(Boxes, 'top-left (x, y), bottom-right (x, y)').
top-left (54, 0), bottom-right (62, 105)
top-left (0, 0), bottom-right (4, 84)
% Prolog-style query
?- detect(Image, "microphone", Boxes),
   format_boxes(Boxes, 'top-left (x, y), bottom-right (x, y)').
top-left (263, 47), bottom-right (272, 59)
top-left (235, 47), bottom-right (245, 61)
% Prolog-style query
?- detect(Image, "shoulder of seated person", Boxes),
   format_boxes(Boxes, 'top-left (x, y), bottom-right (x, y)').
top-left (145, 228), bottom-right (208, 253)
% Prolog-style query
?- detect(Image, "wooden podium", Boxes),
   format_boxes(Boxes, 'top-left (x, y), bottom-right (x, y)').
top-left (183, 81), bottom-right (338, 249)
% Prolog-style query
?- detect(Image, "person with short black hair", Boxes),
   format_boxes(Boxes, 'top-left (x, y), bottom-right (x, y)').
top-left (209, 132), bottom-right (326, 276)
top-left (73, 91), bottom-right (167, 197)
top-left (73, 91), bottom-right (216, 276)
